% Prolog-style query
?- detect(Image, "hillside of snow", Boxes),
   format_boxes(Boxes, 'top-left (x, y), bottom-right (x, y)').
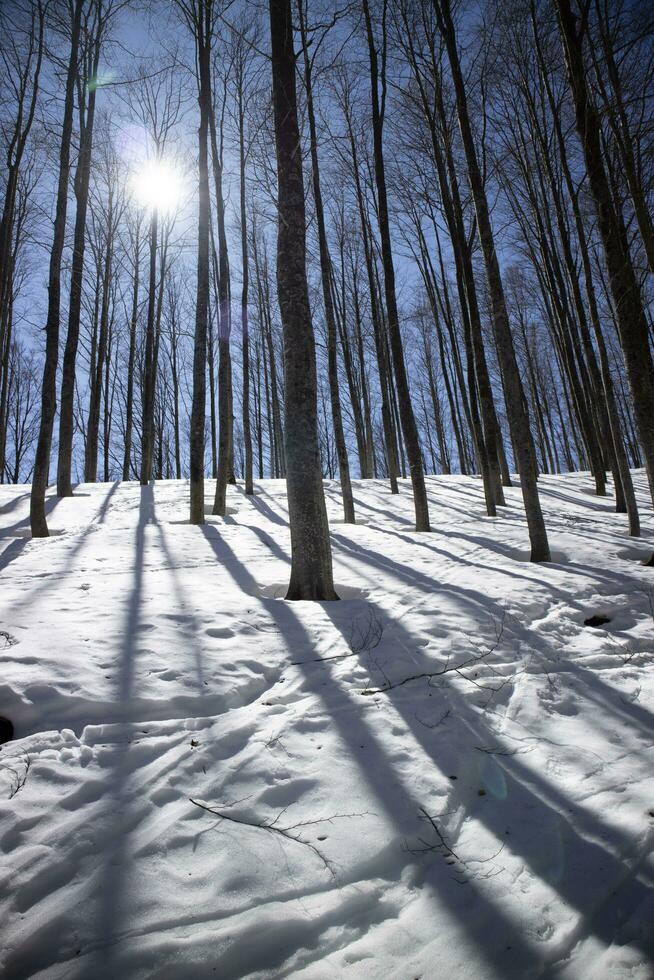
top-left (0, 472), bottom-right (653, 979)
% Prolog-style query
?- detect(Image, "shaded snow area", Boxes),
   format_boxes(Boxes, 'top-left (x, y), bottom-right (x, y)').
top-left (0, 473), bottom-right (653, 980)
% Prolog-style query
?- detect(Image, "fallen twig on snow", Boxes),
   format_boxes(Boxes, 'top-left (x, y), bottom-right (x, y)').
top-left (0, 751), bottom-right (30, 798)
top-left (405, 807), bottom-right (505, 884)
top-left (360, 613), bottom-right (508, 696)
top-left (189, 798), bottom-right (369, 876)
top-left (415, 708), bottom-right (451, 730)
top-left (291, 607), bottom-right (384, 666)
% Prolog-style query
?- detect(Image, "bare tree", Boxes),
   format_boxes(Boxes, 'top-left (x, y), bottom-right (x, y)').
top-left (297, 0), bottom-right (355, 523)
top-left (555, 0), bottom-right (654, 511)
top-left (269, 0), bottom-right (337, 599)
top-left (433, 0), bottom-right (550, 562)
top-left (362, 0), bottom-right (431, 531)
top-left (57, 0), bottom-right (117, 496)
top-left (30, 0), bottom-right (85, 537)
top-left (175, 0), bottom-right (212, 524)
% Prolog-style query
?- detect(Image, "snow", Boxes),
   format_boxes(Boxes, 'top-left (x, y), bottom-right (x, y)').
top-left (0, 471), bottom-right (653, 979)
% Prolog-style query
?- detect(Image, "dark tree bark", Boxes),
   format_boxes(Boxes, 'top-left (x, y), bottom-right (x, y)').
top-left (345, 112), bottom-right (399, 492)
top-left (269, 0), bottom-right (337, 600)
top-left (0, 0), bottom-right (45, 424)
top-left (297, 0), bottom-right (355, 523)
top-left (235, 40), bottom-right (254, 495)
top-left (30, 0), bottom-right (84, 537)
top-left (57, 5), bottom-right (105, 496)
top-left (433, 0), bottom-right (550, 561)
top-left (139, 209), bottom-right (158, 485)
top-left (122, 214), bottom-right (141, 482)
top-left (209, 75), bottom-right (233, 516)
top-left (555, 0), bottom-right (654, 509)
top-left (362, 0), bottom-right (430, 531)
top-left (85, 190), bottom-right (114, 482)
top-left (187, 0), bottom-right (212, 524)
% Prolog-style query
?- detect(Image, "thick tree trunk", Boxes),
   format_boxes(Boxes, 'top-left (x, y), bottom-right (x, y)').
top-left (207, 296), bottom-right (218, 478)
top-left (269, 0), bottom-right (337, 600)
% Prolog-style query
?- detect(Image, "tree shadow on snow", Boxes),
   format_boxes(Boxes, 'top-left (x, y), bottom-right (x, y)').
top-left (5, 481), bottom-right (121, 614)
top-left (320, 540), bottom-right (654, 970)
top-left (196, 526), bottom-right (550, 978)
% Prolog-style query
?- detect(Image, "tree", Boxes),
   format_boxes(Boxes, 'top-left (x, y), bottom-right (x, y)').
top-left (269, 0), bottom-right (337, 600)
top-left (362, 0), bottom-right (431, 532)
top-left (0, 2), bottom-right (46, 474)
top-left (57, 0), bottom-right (115, 496)
top-left (433, 0), bottom-right (551, 562)
top-left (175, 0), bottom-right (213, 524)
top-left (209, 40), bottom-right (234, 517)
top-left (30, 0), bottom-right (85, 537)
top-left (297, 0), bottom-right (355, 523)
top-left (554, 0), bottom-right (654, 510)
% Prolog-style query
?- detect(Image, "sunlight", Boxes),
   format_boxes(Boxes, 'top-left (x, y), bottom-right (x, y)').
top-left (131, 158), bottom-right (182, 214)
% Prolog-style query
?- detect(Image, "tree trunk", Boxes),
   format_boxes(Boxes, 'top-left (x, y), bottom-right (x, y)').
top-left (189, 1), bottom-right (212, 525)
top-left (298, 0), bottom-right (355, 523)
top-left (123, 217), bottom-right (141, 481)
top-left (237, 60), bottom-right (254, 495)
top-left (434, 0), bottom-right (550, 561)
top-left (30, 0), bottom-right (84, 537)
top-left (363, 0), bottom-right (430, 531)
top-left (57, 26), bottom-right (101, 497)
top-left (555, 0), bottom-right (654, 509)
top-left (269, 0), bottom-right (337, 600)
top-left (140, 209), bottom-right (158, 485)
top-left (209, 92), bottom-right (233, 516)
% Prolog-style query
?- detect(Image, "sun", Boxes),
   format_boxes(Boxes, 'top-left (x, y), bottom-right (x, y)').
top-left (131, 158), bottom-right (182, 214)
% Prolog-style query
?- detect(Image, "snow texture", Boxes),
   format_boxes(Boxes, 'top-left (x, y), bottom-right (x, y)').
top-left (0, 472), bottom-right (652, 979)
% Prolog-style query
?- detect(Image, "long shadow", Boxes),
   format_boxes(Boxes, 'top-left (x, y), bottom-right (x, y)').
top-left (6, 481), bottom-right (121, 615)
top-left (331, 533), bottom-right (654, 737)
top-left (320, 555), bottom-right (654, 966)
top-left (0, 537), bottom-right (29, 574)
top-left (246, 519), bottom-right (654, 737)
top-left (155, 520), bottom-right (206, 695)
top-left (1, 484), bottom-right (150, 980)
top-left (0, 491), bottom-right (62, 538)
top-left (198, 526), bottom-right (549, 978)
top-left (240, 523), bottom-right (289, 563)
top-left (350, 493), bottom-right (414, 527)
top-left (372, 525), bottom-right (568, 594)
top-left (385, 522), bottom-right (653, 599)
top-left (80, 484), bottom-right (154, 978)
top-left (243, 490), bottom-right (288, 527)
top-left (542, 487), bottom-right (619, 514)
top-left (0, 490), bottom-right (30, 515)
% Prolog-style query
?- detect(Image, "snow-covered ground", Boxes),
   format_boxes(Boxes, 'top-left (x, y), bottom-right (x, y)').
top-left (0, 471), bottom-right (652, 979)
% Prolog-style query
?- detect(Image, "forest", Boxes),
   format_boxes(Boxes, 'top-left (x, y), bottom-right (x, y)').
top-left (0, 0), bottom-right (653, 977)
